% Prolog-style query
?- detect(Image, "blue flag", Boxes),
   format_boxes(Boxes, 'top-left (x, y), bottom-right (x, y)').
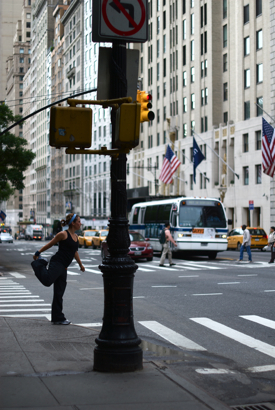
top-left (193, 137), bottom-right (205, 183)
top-left (0, 210), bottom-right (6, 221)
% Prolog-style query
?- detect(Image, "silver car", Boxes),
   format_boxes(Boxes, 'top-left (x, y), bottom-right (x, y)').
top-left (0, 232), bottom-right (13, 243)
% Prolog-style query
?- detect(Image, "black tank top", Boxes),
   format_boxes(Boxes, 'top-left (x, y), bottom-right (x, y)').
top-left (51, 230), bottom-right (79, 268)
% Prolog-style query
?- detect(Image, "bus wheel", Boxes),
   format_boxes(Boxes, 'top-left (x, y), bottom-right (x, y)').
top-left (208, 252), bottom-right (217, 260)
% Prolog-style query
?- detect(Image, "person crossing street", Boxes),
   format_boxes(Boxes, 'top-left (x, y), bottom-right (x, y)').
top-left (159, 222), bottom-right (177, 267)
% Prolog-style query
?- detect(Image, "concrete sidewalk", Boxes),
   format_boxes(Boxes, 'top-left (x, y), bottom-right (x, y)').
top-left (0, 317), bottom-right (230, 410)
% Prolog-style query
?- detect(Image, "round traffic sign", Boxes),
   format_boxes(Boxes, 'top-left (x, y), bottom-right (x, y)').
top-left (102, 0), bottom-right (146, 37)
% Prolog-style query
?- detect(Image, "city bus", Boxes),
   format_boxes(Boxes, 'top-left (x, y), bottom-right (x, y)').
top-left (129, 197), bottom-right (230, 259)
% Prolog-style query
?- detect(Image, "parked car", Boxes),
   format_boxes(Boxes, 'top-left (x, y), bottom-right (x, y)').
top-left (0, 232), bottom-right (13, 243)
top-left (92, 230), bottom-right (109, 249)
top-left (18, 233), bottom-right (26, 240)
top-left (227, 227), bottom-right (268, 251)
top-left (101, 231), bottom-right (153, 261)
top-left (78, 230), bottom-right (98, 248)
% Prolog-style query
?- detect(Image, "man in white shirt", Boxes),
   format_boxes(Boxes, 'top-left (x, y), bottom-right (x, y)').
top-left (268, 226), bottom-right (275, 263)
top-left (237, 224), bottom-right (252, 263)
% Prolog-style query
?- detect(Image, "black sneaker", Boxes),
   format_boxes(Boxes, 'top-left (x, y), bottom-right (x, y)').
top-left (159, 264), bottom-right (165, 267)
top-left (170, 263), bottom-right (176, 266)
top-left (53, 320), bottom-right (71, 325)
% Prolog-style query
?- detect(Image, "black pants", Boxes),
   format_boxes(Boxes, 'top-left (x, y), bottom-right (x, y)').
top-left (270, 245), bottom-right (275, 263)
top-left (31, 259), bottom-right (67, 322)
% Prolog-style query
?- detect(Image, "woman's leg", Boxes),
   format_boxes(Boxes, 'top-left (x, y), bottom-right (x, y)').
top-left (31, 259), bottom-right (52, 287)
top-left (51, 268), bottom-right (67, 322)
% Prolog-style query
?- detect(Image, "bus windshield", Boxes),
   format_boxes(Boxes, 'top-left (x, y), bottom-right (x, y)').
top-left (179, 202), bottom-right (226, 228)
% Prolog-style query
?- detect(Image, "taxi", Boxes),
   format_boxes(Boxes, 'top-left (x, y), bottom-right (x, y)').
top-left (91, 229), bottom-right (109, 248)
top-left (227, 227), bottom-right (268, 251)
top-left (78, 230), bottom-right (98, 248)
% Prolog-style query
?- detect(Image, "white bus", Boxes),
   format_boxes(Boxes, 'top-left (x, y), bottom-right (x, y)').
top-left (129, 197), bottom-right (230, 259)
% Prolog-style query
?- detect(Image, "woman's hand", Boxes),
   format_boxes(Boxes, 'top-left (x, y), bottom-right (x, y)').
top-left (33, 255), bottom-right (39, 261)
top-left (80, 265), bottom-right (85, 272)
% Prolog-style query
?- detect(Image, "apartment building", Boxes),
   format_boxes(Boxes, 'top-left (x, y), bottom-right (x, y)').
top-left (83, 0), bottom-right (111, 223)
top-left (128, 0), bottom-right (271, 231)
top-left (50, 1), bottom-right (70, 223)
top-left (5, 0), bottom-right (32, 232)
top-left (61, 0), bottom-right (85, 216)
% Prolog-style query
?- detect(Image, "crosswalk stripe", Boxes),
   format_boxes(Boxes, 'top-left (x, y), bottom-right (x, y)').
top-left (84, 268), bottom-right (102, 274)
top-left (137, 267), bottom-right (155, 272)
top-left (67, 271), bottom-right (81, 276)
top-left (142, 264), bottom-right (177, 271)
top-left (9, 272), bottom-right (26, 278)
top-left (191, 317), bottom-right (275, 359)
top-left (139, 320), bottom-right (206, 351)
top-left (2, 314), bottom-right (51, 319)
top-left (0, 304), bottom-right (50, 307)
top-left (178, 262), bottom-right (222, 270)
top-left (0, 308), bottom-right (51, 312)
top-left (240, 315), bottom-right (275, 330)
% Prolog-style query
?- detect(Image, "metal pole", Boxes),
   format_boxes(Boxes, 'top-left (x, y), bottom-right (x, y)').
top-left (94, 41), bottom-right (142, 372)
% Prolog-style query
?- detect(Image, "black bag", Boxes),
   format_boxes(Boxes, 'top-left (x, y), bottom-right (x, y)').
top-left (159, 229), bottom-right (166, 244)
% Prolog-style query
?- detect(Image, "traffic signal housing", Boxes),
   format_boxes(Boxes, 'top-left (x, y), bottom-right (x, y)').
top-left (137, 90), bottom-right (155, 123)
top-left (49, 105), bottom-right (92, 149)
top-left (115, 103), bottom-right (141, 149)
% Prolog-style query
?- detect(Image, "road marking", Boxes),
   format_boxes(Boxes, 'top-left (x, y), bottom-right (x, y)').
top-left (74, 322), bottom-right (102, 327)
top-left (138, 267), bottom-right (156, 272)
top-left (238, 274), bottom-right (258, 277)
top-left (191, 317), bottom-right (275, 359)
top-left (179, 262), bottom-right (222, 270)
top-left (218, 282), bottom-right (241, 285)
top-left (179, 275), bottom-right (199, 278)
top-left (0, 286), bottom-right (25, 289)
top-left (143, 264), bottom-right (177, 271)
top-left (247, 365), bottom-right (275, 373)
top-left (79, 287), bottom-right (103, 290)
top-left (152, 285), bottom-right (177, 288)
top-left (84, 268), bottom-right (101, 274)
top-left (133, 296), bottom-right (145, 299)
top-left (264, 290), bottom-right (275, 292)
top-left (0, 304), bottom-right (50, 307)
top-left (0, 292), bottom-right (31, 295)
top-left (138, 320), bottom-right (206, 351)
top-left (196, 368), bottom-right (235, 375)
top-left (240, 315), bottom-right (275, 330)
top-left (193, 293), bottom-right (223, 296)
top-left (0, 308), bottom-right (51, 312)
top-left (67, 271), bottom-right (81, 276)
top-left (2, 314), bottom-right (51, 319)
top-left (9, 273), bottom-right (26, 278)
top-left (0, 296), bottom-right (40, 299)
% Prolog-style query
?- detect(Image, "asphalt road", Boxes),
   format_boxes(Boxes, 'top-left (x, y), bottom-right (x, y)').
top-left (0, 240), bottom-right (275, 407)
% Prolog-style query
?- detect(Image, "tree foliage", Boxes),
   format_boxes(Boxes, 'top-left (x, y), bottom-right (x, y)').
top-left (0, 104), bottom-right (35, 201)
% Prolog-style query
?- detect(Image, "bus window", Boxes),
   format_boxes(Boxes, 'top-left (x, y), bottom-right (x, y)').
top-left (158, 204), bottom-right (171, 222)
top-left (144, 205), bottom-right (158, 223)
top-left (133, 207), bottom-right (139, 224)
top-left (171, 212), bottom-right (177, 227)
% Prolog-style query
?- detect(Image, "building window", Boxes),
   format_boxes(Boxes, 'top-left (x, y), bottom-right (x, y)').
top-left (190, 0), bottom-right (194, 8)
top-left (256, 29), bottom-right (263, 50)
top-left (190, 66), bottom-right (195, 82)
top-left (183, 124), bottom-right (187, 138)
top-left (223, 112), bottom-right (228, 124)
top-left (26, 32), bottom-right (31, 38)
top-left (223, 0), bottom-right (227, 18)
top-left (183, 19), bottom-right (186, 39)
top-left (183, 71), bottom-right (187, 86)
top-left (204, 31), bottom-right (207, 53)
top-left (19, 48), bottom-right (24, 54)
top-left (204, 59), bottom-right (207, 76)
top-left (244, 101), bottom-right (250, 120)
top-left (191, 120), bottom-right (195, 132)
top-left (223, 53), bottom-right (227, 72)
top-left (244, 4), bottom-right (249, 24)
top-left (163, 10), bottom-right (166, 29)
top-left (244, 36), bottom-right (250, 56)
top-left (190, 174), bottom-right (193, 190)
top-left (243, 166), bottom-right (249, 185)
top-left (256, 164), bottom-right (262, 184)
top-left (183, 45), bottom-right (186, 65)
top-left (191, 93), bottom-right (195, 110)
top-left (190, 40), bottom-right (194, 61)
top-left (201, 61), bottom-right (204, 77)
top-left (20, 57), bottom-right (24, 63)
top-left (223, 25), bottom-right (227, 47)
top-left (205, 88), bottom-right (208, 104)
top-left (26, 13), bottom-right (31, 18)
top-left (255, 130), bottom-right (261, 150)
top-left (191, 13), bottom-right (194, 34)
top-left (182, 149), bottom-right (185, 164)
top-left (183, 97), bottom-right (187, 112)
top-left (223, 82), bottom-right (228, 101)
top-left (256, 0), bottom-right (262, 17)
top-left (205, 116), bottom-right (208, 132)
top-left (257, 63), bottom-right (263, 83)
top-left (244, 69), bottom-right (250, 88)
top-left (257, 97), bottom-right (263, 116)
top-left (201, 117), bottom-right (204, 132)
top-left (163, 82), bottom-right (166, 96)
top-left (163, 58), bottom-right (166, 76)
top-left (201, 89), bottom-right (204, 106)
top-left (243, 133), bottom-right (249, 152)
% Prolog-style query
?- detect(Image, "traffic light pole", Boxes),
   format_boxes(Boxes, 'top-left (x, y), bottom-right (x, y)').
top-left (93, 41), bottom-right (143, 372)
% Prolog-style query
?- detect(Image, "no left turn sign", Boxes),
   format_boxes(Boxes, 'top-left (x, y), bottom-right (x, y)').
top-left (93, 0), bottom-right (148, 43)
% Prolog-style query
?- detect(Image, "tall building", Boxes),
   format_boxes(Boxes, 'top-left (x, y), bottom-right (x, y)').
top-left (50, 1), bottom-right (70, 223)
top-left (61, 0), bottom-right (85, 217)
top-left (5, 0), bottom-right (32, 232)
top-left (0, 0), bottom-right (23, 101)
top-left (128, 0), bottom-right (271, 230)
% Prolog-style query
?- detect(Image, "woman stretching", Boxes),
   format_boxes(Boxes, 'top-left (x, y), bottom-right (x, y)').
top-left (31, 213), bottom-right (85, 325)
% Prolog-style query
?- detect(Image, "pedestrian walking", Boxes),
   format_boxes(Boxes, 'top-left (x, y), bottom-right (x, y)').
top-left (31, 213), bottom-right (85, 325)
top-left (237, 224), bottom-right (252, 263)
top-left (268, 226), bottom-right (275, 263)
top-left (159, 222), bottom-right (177, 267)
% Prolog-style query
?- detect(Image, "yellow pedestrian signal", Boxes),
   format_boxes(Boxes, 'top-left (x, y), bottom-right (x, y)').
top-left (49, 106), bottom-right (92, 149)
top-left (136, 90), bottom-right (155, 123)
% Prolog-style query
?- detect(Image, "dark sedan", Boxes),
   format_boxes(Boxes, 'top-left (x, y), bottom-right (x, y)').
top-left (101, 231), bottom-right (153, 261)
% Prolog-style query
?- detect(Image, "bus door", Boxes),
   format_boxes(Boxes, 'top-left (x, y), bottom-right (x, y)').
top-left (139, 207), bottom-right (146, 235)
top-left (170, 203), bottom-right (178, 249)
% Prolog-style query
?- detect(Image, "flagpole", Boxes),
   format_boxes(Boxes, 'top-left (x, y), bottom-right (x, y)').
top-left (254, 102), bottom-right (275, 124)
top-left (192, 129), bottom-right (240, 179)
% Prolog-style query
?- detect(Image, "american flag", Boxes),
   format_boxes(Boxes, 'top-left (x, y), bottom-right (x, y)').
top-left (159, 145), bottom-right (181, 184)
top-left (262, 118), bottom-right (275, 177)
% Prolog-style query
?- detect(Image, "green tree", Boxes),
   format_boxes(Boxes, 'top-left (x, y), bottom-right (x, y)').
top-left (0, 104), bottom-right (35, 201)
